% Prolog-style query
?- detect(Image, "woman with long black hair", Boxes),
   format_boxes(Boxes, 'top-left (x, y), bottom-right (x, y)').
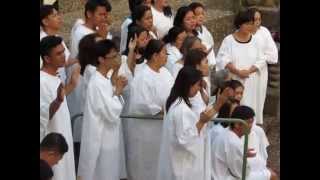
top-left (157, 66), bottom-right (232, 180)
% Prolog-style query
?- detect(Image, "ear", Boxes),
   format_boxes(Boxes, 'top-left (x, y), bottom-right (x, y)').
top-left (43, 55), bottom-right (51, 64)
top-left (86, 11), bottom-right (93, 19)
top-left (42, 18), bottom-right (49, 27)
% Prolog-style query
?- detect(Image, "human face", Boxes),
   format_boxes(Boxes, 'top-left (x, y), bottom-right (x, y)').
top-left (194, 7), bottom-right (205, 26)
top-left (137, 10), bottom-right (153, 31)
top-left (46, 151), bottom-right (63, 167)
top-left (189, 80), bottom-right (202, 97)
top-left (183, 11), bottom-right (197, 32)
top-left (43, 9), bottom-right (62, 31)
top-left (104, 49), bottom-right (121, 69)
top-left (196, 58), bottom-right (209, 77)
top-left (254, 11), bottom-right (262, 29)
top-left (90, 6), bottom-right (108, 27)
top-left (137, 31), bottom-right (150, 49)
top-left (155, 46), bottom-right (168, 67)
top-left (174, 31), bottom-right (187, 50)
top-left (44, 44), bottom-right (66, 68)
top-left (156, 0), bottom-right (169, 8)
top-left (234, 86), bottom-right (244, 102)
top-left (239, 21), bottom-right (254, 35)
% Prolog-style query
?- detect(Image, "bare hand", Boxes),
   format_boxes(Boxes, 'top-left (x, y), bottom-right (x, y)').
top-left (247, 148), bottom-right (257, 158)
top-left (97, 23), bottom-right (109, 38)
top-left (200, 108), bottom-right (213, 124)
top-left (200, 79), bottom-right (207, 90)
top-left (129, 34), bottom-right (137, 51)
top-left (115, 76), bottom-right (128, 95)
top-left (70, 64), bottom-right (81, 87)
top-left (56, 83), bottom-right (65, 102)
top-left (215, 87), bottom-right (234, 109)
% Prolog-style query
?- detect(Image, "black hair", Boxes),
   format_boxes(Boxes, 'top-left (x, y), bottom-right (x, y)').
top-left (131, 4), bottom-right (151, 27)
top-left (40, 159), bottom-right (53, 180)
top-left (189, 2), bottom-right (205, 12)
top-left (162, 26), bottom-right (185, 44)
top-left (40, 133), bottom-right (68, 155)
top-left (174, 6), bottom-right (198, 36)
top-left (216, 98), bottom-right (240, 127)
top-left (143, 39), bottom-right (165, 61)
top-left (40, 36), bottom-right (63, 60)
top-left (94, 39), bottom-right (117, 65)
top-left (234, 8), bottom-right (255, 29)
top-left (40, 5), bottom-right (56, 27)
top-left (248, 7), bottom-right (261, 18)
top-left (78, 33), bottom-right (100, 75)
top-left (85, 0), bottom-right (112, 18)
top-left (180, 36), bottom-right (201, 56)
top-left (128, 0), bottom-right (144, 13)
top-left (152, 0), bottom-right (172, 17)
top-left (122, 25), bottom-right (148, 55)
top-left (184, 49), bottom-right (207, 68)
top-left (220, 79), bottom-right (244, 93)
top-left (166, 67), bottom-right (203, 112)
top-left (230, 105), bottom-right (255, 128)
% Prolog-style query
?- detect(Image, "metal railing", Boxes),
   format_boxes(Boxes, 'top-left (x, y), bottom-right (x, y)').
top-left (120, 115), bottom-right (249, 180)
top-left (71, 113), bottom-right (249, 180)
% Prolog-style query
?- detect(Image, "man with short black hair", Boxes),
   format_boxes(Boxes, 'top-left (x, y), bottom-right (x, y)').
top-left (211, 105), bottom-right (278, 180)
top-left (40, 36), bottom-right (76, 180)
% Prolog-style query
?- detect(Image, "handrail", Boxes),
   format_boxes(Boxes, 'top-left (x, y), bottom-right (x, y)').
top-left (120, 115), bottom-right (249, 180)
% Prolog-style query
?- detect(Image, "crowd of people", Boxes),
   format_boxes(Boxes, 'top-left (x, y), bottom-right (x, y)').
top-left (40, 0), bottom-right (279, 180)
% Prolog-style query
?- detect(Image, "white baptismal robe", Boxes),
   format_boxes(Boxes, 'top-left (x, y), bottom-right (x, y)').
top-left (216, 34), bottom-right (267, 124)
top-left (128, 65), bottom-right (174, 115)
top-left (165, 43), bottom-right (182, 73)
top-left (157, 99), bottom-right (210, 180)
top-left (40, 71), bottom-right (76, 180)
top-left (120, 17), bottom-right (133, 54)
top-left (77, 71), bottom-right (125, 180)
top-left (151, 6), bottom-right (174, 39)
top-left (197, 25), bottom-right (216, 66)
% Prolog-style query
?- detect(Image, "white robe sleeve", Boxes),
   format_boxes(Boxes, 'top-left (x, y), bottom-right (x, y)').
top-left (226, 139), bottom-right (250, 179)
top-left (94, 85), bottom-right (123, 125)
top-left (216, 37), bottom-right (233, 70)
top-left (174, 105), bottom-right (201, 156)
top-left (261, 27), bottom-right (278, 64)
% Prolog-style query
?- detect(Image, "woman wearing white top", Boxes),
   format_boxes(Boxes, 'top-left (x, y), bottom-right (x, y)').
top-left (151, 0), bottom-right (174, 39)
top-left (162, 26), bottom-right (187, 72)
top-left (216, 9), bottom-right (267, 125)
top-left (120, 0), bottom-right (153, 53)
top-left (157, 66), bottom-right (232, 180)
top-left (189, 2), bottom-right (216, 66)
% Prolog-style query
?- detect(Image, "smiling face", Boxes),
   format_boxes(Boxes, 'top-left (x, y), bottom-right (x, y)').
top-left (183, 11), bottom-right (197, 32)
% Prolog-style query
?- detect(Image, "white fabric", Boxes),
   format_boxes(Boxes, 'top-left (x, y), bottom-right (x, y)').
top-left (170, 62), bottom-right (183, 80)
top-left (72, 65), bottom-right (96, 142)
top-left (197, 25), bottom-right (216, 66)
top-left (78, 71), bottom-right (126, 180)
top-left (151, 6), bottom-right (174, 39)
top-left (40, 71), bottom-right (76, 180)
top-left (157, 99), bottom-right (210, 180)
top-left (128, 65), bottom-right (174, 115)
top-left (216, 34), bottom-right (267, 124)
top-left (120, 17), bottom-right (132, 53)
top-left (40, 31), bottom-right (70, 84)
top-left (165, 43), bottom-right (182, 73)
top-left (118, 55), bottom-right (146, 115)
top-left (253, 26), bottom-right (279, 126)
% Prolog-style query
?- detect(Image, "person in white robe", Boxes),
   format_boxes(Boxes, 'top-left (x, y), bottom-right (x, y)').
top-left (124, 40), bottom-right (173, 180)
top-left (40, 5), bottom-right (78, 84)
top-left (151, 0), bottom-right (174, 39)
top-left (67, 0), bottom-right (113, 134)
top-left (40, 36), bottom-right (76, 180)
top-left (251, 8), bottom-right (279, 126)
top-left (189, 2), bottom-right (216, 66)
top-left (157, 67), bottom-right (232, 180)
top-left (77, 39), bottom-right (128, 180)
top-left (212, 105), bottom-right (278, 180)
top-left (216, 9), bottom-right (267, 125)
top-left (163, 26), bottom-right (187, 72)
